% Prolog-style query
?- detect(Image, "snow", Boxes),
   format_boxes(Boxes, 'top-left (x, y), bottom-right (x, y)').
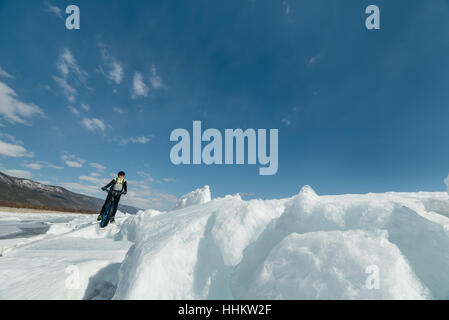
top-left (0, 172), bottom-right (64, 193)
top-left (1, 186), bottom-right (449, 299)
top-left (175, 185), bottom-right (211, 209)
top-left (237, 230), bottom-right (429, 299)
top-left (0, 211), bottom-right (132, 299)
top-left (113, 186), bottom-right (449, 300)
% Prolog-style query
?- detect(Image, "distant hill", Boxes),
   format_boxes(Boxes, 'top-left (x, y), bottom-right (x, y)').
top-left (0, 171), bottom-right (140, 214)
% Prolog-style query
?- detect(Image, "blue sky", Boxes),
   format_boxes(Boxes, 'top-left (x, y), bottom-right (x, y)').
top-left (1, 0), bottom-right (449, 210)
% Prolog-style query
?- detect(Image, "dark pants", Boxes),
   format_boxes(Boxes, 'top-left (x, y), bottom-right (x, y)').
top-left (101, 192), bottom-right (121, 219)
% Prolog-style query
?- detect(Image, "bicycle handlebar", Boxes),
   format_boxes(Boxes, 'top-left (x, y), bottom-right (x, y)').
top-left (103, 189), bottom-right (126, 195)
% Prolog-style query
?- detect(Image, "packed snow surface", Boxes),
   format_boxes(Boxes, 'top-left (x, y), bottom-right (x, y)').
top-left (0, 211), bottom-right (132, 299)
top-left (1, 186), bottom-right (449, 299)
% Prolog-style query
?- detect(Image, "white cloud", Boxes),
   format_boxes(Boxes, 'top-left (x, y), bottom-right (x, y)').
top-left (113, 107), bottom-right (125, 114)
top-left (120, 136), bottom-right (151, 145)
top-left (54, 48), bottom-right (87, 102)
top-left (23, 161), bottom-right (63, 170)
top-left (48, 162), bottom-right (63, 169)
top-left (43, 1), bottom-right (63, 19)
top-left (90, 172), bottom-right (101, 177)
top-left (0, 132), bottom-right (23, 145)
top-left (132, 72), bottom-right (149, 98)
top-left (308, 54), bottom-right (321, 65)
top-left (0, 82), bottom-right (44, 124)
top-left (0, 67), bottom-right (13, 79)
top-left (82, 118), bottom-right (106, 133)
top-left (0, 140), bottom-right (34, 157)
top-left (163, 178), bottom-right (176, 183)
top-left (89, 162), bottom-right (106, 171)
top-left (78, 175), bottom-right (99, 184)
top-left (67, 106), bottom-right (79, 115)
top-left (283, 1), bottom-right (291, 17)
top-left (98, 42), bottom-right (124, 85)
top-left (123, 188), bottom-right (177, 210)
top-left (136, 171), bottom-right (154, 182)
top-left (119, 178), bottom-right (177, 210)
top-left (3, 169), bottom-right (33, 179)
top-left (281, 118), bottom-right (291, 126)
top-left (57, 48), bottom-right (87, 82)
top-left (65, 161), bottom-right (83, 168)
top-left (23, 163), bottom-right (42, 170)
top-left (53, 76), bottom-right (77, 102)
top-left (61, 154), bottom-right (85, 168)
top-left (81, 103), bottom-right (90, 111)
top-left (150, 65), bottom-right (164, 89)
top-left (110, 61), bottom-right (124, 84)
top-left (78, 175), bottom-right (109, 185)
top-left (59, 182), bottom-right (101, 196)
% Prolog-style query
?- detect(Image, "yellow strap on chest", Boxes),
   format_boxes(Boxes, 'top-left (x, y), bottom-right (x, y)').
top-left (115, 177), bottom-right (125, 184)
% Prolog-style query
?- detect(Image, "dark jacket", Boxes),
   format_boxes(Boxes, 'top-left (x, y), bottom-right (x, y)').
top-left (103, 178), bottom-right (127, 193)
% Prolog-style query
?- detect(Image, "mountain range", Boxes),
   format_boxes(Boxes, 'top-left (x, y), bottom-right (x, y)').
top-left (0, 171), bottom-right (140, 214)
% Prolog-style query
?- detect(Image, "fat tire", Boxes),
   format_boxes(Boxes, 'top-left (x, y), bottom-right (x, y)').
top-left (100, 201), bottom-right (112, 228)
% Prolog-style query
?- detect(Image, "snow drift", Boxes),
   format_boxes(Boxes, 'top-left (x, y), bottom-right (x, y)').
top-left (175, 185), bottom-right (211, 209)
top-left (2, 185), bottom-right (449, 300)
top-left (112, 186), bottom-right (449, 300)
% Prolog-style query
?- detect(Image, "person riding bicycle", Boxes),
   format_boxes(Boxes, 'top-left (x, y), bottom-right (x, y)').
top-left (97, 171), bottom-right (127, 223)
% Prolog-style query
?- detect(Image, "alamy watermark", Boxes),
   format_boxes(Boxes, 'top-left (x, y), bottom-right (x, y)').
top-left (170, 121), bottom-right (278, 175)
top-left (65, 5), bottom-right (80, 30)
top-left (62, 4), bottom-right (380, 31)
top-left (65, 265), bottom-right (81, 290)
top-left (365, 5), bottom-right (380, 30)
top-left (365, 264), bottom-right (380, 290)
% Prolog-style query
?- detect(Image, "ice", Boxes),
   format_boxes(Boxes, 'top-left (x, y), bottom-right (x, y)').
top-left (175, 185), bottom-right (211, 209)
top-left (114, 185), bottom-right (449, 300)
top-left (0, 211), bottom-right (132, 299)
top-left (0, 225), bottom-right (22, 238)
top-left (1, 185), bottom-right (449, 299)
top-left (232, 187), bottom-right (449, 299)
top-left (113, 194), bottom-right (286, 299)
top-left (237, 230), bottom-right (430, 299)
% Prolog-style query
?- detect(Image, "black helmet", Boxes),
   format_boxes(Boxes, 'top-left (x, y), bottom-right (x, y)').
top-left (118, 171), bottom-right (125, 177)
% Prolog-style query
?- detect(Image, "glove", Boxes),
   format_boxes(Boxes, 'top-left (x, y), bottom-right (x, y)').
top-left (101, 187), bottom-right (107, 191)
top-left (122, 191), bottom-right (127, 195)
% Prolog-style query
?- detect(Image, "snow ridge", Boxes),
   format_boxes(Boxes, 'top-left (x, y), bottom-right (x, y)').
top-left (175, 185), bottom-right (211, 209)
top-left (2, 185), bottom-right (449, 300)
top-left (112, 186), bottom-right (449, 300)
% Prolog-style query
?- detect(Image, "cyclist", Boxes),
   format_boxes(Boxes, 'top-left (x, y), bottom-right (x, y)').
top-left (97, 171), bottom-right (127, 223)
